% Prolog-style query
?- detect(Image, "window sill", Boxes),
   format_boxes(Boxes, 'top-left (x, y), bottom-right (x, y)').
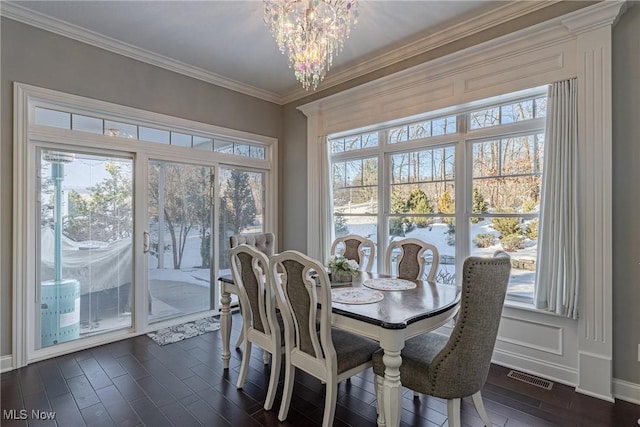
top-left (503, 299), bottom-right (574, 319)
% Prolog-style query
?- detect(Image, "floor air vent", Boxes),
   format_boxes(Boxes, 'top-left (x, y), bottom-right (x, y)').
top-left (507, 370), bottom-right (554, 390)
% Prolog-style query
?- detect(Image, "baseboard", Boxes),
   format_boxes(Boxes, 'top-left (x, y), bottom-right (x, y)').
top-left (452, 326), bottom-right (578, 388)
top-left (492, 347), bottom-right (578, 387)
top-left (1, 354), bottom-right (13, 373)
top-left (492, 348), bottom-right (639, 405)
top-left (576, 351), bottom-right (615, 402)
top-left (613, 378), bottom-right (640, 405)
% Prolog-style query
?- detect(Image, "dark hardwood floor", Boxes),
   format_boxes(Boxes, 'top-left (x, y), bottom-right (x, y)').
top-left (2, 312), bottom-right (638, 426)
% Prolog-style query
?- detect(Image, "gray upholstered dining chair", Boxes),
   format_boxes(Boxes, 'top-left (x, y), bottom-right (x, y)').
top-left (372, 250), bottom-right (512, 427)
top-left (330, 234), bottom-right (376, 272)
top-left (229, 232), bottom-right (276, 351)
top-left (270, 250), bottom-right (379, 427)
top-left (229, 244), bottom-right (283, 411)
top-left (385, 237), bottom-right (439, 281)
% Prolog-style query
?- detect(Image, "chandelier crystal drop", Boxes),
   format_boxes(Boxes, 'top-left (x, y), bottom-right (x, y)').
top-left (264, 0), bottom-right (358, 91)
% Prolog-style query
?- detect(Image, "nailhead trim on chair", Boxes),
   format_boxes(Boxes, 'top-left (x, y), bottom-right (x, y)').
top-left (428, 258), bottom-right (505, 394)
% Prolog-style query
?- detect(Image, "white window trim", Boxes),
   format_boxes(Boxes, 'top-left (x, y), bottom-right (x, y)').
top-left (13, 83), bottom-right (278, 367)
top-left (327, 90), bottom-right (546, 290)
top-left (299, 1), bottom-right (625, 402)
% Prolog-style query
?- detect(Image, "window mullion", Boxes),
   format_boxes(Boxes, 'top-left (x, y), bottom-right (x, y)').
top-left (328, 89), bottom-right (546, 297)
top-left (379, 151), bottom-right (389, 274)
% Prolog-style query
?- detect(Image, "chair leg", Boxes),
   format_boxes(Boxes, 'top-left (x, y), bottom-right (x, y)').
top-left (322, 378), bottom-right (338, 427)
top-left (235, 328), bottom-right (244, 349)
top-left (235, 339), bottom-right (252, 389)
top-left (264, 349), bottom-right (281, 411)
top-left (447, 398), bottom-right (461, 427)
top-left (375, 375), bottom-right (386, 427)
top-left (471, 391), bottom-right (492, 426)
top-left (278, 363), bottom-right (295, 421)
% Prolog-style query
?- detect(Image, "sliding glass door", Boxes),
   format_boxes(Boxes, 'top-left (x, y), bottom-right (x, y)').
top-left (36, 153), bottom-right (219, 348)
top-left (147, 160), bottom-right (214, 324)
top-left (16, 84), bottom-right (275, 365)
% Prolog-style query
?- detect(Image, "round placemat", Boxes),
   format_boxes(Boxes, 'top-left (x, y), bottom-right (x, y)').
top-left (363, 278), bottom-right (416, 291)
top-left (331, 288), bottom-right (384, 305)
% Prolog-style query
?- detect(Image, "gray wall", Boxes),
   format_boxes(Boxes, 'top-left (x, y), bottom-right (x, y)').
top-left (612, 3), bottom-right (640, 385)
top-left (0, 18), bottom-right (283, 356)
top-left (279, 103), bottom-right (308, 253)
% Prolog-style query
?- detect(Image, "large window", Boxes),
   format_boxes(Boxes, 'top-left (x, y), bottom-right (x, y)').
top-left (329, 88), bottom-right (546, 299)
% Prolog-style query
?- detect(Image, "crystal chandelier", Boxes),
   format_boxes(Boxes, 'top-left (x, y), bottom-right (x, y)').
top-left (264, 0), bottom-right (359, 91)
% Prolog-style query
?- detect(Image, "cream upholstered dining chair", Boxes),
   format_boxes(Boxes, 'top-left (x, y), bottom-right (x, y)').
top-left (270, 250), bottom-right (379, 427)
top-left (229, 232), bottom-right (276, 351)
top-left (385, 237), bottom-right (439, 281)
top-left (373, 251), bottom-right (512, 427)
top-left (330, 234), bottom-right (376, 272)
top-left (229, 244), bottom-right (283, 411)
top-left (230, 232), bottom-right (275, 258)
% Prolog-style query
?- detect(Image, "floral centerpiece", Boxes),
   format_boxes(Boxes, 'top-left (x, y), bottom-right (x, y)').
top-left (328, 255), bottom-right (359, 283)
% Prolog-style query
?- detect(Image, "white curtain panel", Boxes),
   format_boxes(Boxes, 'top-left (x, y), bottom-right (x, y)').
top-left (534, 78), bottom-right (579, 319)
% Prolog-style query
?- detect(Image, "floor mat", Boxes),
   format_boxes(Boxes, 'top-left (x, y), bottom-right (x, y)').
top-left (147, 316), bottom-right (220, 345)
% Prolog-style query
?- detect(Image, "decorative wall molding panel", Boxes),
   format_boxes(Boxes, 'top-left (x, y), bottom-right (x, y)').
top-left (498, 315), bottom-right (564, 356)
top-left (301, 1), bottom-right (628, 401)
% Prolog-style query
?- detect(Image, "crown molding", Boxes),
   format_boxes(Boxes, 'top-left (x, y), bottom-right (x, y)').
top-left (562, 0), bottom-right (627, 34)
top-left (0, 2), bottom-right (285, 105)
top-left (281, 0), bottom-right (565, 104)
top-left (1, 0), bottom-right (570, 106)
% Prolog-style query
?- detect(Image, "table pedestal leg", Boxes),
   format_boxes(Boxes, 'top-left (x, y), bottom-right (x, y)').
top-left (380, 330), bottom-right (404, 427)
top-left (220, 286), bottom-right (232, 369)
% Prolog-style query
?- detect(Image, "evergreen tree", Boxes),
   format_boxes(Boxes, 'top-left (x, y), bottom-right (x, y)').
top-left (437, 190), bottom-right (454, 224)
top-left (389, 192), bottom-right (414, 236)
top-left (491, 208), bottom-right (522, 237)
top-left (406, 188), bottom-right (433, 228)
top-left (471, 187), bottom-right (488, 223)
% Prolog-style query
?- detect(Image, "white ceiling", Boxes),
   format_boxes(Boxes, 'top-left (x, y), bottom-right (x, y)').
top-left (4, 1), bottom-right (549, 103)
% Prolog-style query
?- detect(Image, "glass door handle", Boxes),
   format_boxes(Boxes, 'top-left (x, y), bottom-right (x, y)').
top-left (143, 231), bottom-right (150, 254)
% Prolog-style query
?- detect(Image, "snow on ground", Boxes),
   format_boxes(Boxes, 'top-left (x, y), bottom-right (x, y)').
top-left (343, 217), bottom-right (535, 296)
top-left (148, 230), bottom-right (212, 288)
top-left (146, 218), bottom-right (536, 298)
top-left (149, 266), bottom-right (211, 287)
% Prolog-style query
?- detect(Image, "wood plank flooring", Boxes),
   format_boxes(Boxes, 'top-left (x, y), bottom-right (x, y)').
top-left (2, 312), bottom-right (638, 426)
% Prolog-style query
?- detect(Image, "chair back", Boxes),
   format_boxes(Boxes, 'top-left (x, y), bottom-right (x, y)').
top-left (427, 250), bottom-right (511, 398)
top-left (230, 244), bottom-right (279, 337)
top-left (270, 250), bottom-right (338, 378)
top-left (331, 234), bottom-right (376, 272)
top-left (230, 232), bottom-right (275, 257)
top-left (385, 237), bottom-right (439, 281)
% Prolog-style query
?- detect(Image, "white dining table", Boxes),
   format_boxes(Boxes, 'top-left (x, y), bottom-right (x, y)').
top-left (218, 271), bottom-right (461, 427)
